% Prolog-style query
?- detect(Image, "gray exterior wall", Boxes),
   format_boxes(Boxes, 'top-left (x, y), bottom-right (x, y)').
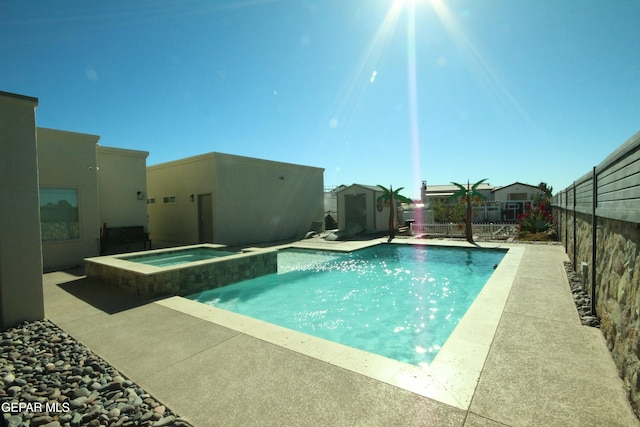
top-left (0, 91), bottom-right (44, 328)
top-left (147, 152), bottom-right (324, 246)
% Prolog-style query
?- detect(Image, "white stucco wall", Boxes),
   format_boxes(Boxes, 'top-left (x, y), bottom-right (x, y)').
top-left (37, 128), bottom-right (101, 270)
top-left (97, 145), bottom-right (149, 230)
top-left (147, 154), bottom-right (215, 244)
top-left (0, 91), bottom-right (44, 328)
top-left (146, 152), bottom-right (324, 246)
top-left (212, 153), bottom-right (324, 245)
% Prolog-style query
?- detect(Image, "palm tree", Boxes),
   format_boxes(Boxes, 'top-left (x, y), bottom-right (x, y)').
top-left (536, 182), bottom-right (553, 204)
top-left (449, 179), bottom-right (487, 244)
top-left (377, 185), bottom-right (412, 242)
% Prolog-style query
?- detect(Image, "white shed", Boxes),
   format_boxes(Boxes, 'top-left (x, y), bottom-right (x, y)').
top-left (335, 184), bottom-right (401, 236)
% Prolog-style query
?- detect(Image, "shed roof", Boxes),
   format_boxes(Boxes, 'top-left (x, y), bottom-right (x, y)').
top-left (335, 183), bottom-right (384, 193)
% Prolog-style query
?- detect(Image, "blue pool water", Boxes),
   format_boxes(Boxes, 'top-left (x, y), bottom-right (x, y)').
top-left (121, 247), bottom-right (236, 267)
top-left (189, 244), bottom-right (506, 366)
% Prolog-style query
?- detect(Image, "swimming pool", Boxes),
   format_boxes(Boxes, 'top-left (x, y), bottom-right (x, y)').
top-left (189, 244), bottom-right (506, 366)
top-left (121, 246), bottom-right (237, 267)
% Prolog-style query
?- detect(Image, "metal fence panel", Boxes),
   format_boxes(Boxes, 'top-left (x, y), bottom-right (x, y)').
top-left (552, 131), bottom-right (640, 223)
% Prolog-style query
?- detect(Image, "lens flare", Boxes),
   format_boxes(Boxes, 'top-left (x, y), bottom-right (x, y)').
top-left (430, 0), bottom-right (537, 128)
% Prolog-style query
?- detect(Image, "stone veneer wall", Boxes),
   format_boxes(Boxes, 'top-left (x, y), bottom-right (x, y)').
top-left (554, 207), bottom-right (640, 416)
top-left (86, 250), bottom-right (278, 300)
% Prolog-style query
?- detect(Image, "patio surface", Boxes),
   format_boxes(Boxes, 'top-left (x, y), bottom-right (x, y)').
top-left (43, 238), bottom-right (639, 426)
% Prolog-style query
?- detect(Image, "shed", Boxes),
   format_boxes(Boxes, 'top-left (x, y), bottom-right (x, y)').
top-left (335, 184), bottom-right (400, 236)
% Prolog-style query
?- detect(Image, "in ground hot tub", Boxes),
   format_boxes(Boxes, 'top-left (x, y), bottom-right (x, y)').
top-left (120, 246), bottom-right (237, 267)
top-left (85, 244), bottom-right (277, 299)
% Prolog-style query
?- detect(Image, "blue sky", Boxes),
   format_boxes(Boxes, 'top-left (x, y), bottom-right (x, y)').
top-left (2, 0), bottom-right (639, 199)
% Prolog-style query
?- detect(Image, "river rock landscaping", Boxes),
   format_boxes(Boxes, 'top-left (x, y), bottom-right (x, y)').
top-left (564, 261), bottom-right (600, 328)
top-left (0, 319), bottom-right (192, 427)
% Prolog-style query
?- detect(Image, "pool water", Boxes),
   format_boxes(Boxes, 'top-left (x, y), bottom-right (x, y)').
top-left (189, 244), bottom-right (506, 366)
top-left (121, 247), bottom-right (236, 267)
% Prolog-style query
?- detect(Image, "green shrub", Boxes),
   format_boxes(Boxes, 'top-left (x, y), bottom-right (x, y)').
top-left (433, 200), bottom-right (465, 223)
top-left (516, 203), bottom-right (556, 236)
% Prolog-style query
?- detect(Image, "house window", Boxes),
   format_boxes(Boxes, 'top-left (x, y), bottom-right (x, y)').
top-left (163, 196), bottom-right (176, 204)
top-left (147, 197), bottom-right (156, 204)
top-left (508, 193), bottom-right (527, 200)
top-left (39, 188), bottom-right (79, 241)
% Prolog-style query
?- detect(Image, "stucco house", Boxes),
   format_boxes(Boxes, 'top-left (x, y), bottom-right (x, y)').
top-left (491, 182), bottom-right (542, 201)
top-left (421, 181), bottom-right (495, 208)
top-left (146, 152), bottom-right (324, 247)
top-left (492, 182), bottom-right (544, 221)
top-left (420, 181), bottom-right (545, 222)
top-left (37, 128), bottom-right (149, 270)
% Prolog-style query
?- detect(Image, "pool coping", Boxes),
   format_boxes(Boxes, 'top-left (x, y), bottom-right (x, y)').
top-left (85, 243), bottom-right (280, 299)
top-left (86, 243), bottom-right (237, 274)
top-left (156, 239), bottom-right (523, 410)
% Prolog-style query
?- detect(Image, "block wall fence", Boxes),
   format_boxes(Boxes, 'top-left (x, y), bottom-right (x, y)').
top-left (551, 130), bottom-right (640, 417)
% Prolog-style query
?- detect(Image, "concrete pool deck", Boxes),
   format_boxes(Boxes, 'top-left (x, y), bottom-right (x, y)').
top-left (43, 239), bottom-right (639, 426)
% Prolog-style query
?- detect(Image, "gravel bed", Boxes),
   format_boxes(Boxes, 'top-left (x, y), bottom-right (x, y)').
top-left (0, 319), bottom-right (193, 427)
top-left (564, 261), bottom-right (601, 328)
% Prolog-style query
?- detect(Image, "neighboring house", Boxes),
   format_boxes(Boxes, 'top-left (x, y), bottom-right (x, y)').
top-left (492, 182), bottom-right (544, 221)
top-left (420, 181), bottom-right (545, 222)
top-left (421, 181), bottom-right (495, 208)
top-left (37, 128), bottom-right (149, 270)
top-left (492, 182), bottom-right (542, 202)
top-left (335, 184), bottom-right (398, 236)
top-left (146, 152), bottom-right (324, 247)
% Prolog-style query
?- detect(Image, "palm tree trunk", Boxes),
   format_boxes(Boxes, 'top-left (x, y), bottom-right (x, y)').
top-left (388, 190), bottom-right (395, 242)
top-left (465, 195), bottom-right (473, 243)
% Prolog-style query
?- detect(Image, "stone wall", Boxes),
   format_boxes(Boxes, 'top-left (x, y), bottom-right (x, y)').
top-left (86, 250), bottom-right (278, 300)
top-left (554, 207), bottom-right (640, 416)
